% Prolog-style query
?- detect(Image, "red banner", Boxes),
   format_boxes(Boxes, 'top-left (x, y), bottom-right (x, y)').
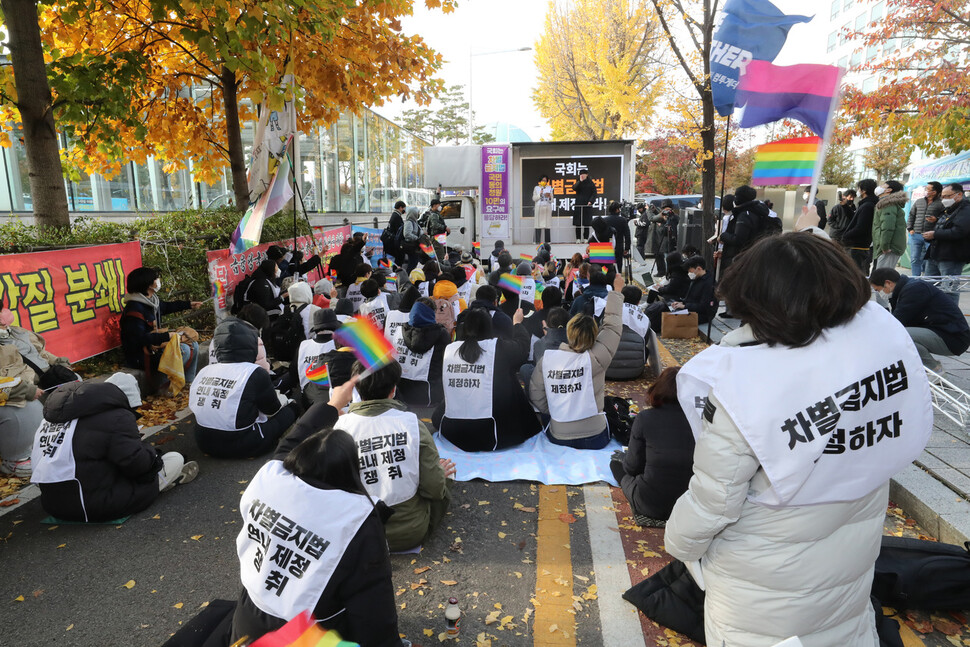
top-left (207, 226), bottom-right (351, 318)
top-left (0, 241), bottom-right (143, 362)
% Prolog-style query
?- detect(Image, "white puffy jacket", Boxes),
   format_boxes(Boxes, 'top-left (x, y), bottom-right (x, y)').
top-left (665, 326), bottom-right (885, 647)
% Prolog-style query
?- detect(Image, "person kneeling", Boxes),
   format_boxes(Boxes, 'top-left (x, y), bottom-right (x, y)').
top-left (335, 360), bottom-right (453, 552)
top-left (190, 319), bottom-right (300, 458)
top-left (230, 428), bottom-right (406, 647)
top-left (31, 373), bottom-right (197, 522)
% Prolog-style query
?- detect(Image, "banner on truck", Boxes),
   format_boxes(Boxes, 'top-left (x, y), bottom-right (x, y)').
top-left (520, 156), bottom-right (622, 221)
top-left (482, 145), bottom-right (511, 239)
top-left (207, 226), bottom-right (351, 319)
top-left (0, 241), bottom-right (142, 362)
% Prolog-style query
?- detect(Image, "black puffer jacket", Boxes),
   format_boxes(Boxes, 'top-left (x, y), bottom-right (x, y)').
top-left (245, 267), bottom-right (283, 315)
top-left (605, 325), bottom-right (647, 381)
top-left (720, 200), bottom-right (770, 261)
top-left (397, 322), bottom-right (450, 406)
top-left (38, 381), bottom-right (161, 522)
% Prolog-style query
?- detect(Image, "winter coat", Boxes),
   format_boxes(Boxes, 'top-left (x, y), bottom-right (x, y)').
top-left (37, 381), bottom-right (161, 522)
top-left (682, 272), bottom-right (717, 325)
top-left (530, 291), bottom-right (623, 441)
top-left (343, 399), bottom-right (449, 551)
top-left (908, 196), bottom-right (944, 235)
top-left (434, 324), bottom-right (541, 451)
top-left (720, 200), bottom-right (769, 262)
top-left (229, 478), bottom-right (401, 647)
top-left (604, 213), bottom-right (632, 260)
top-left (568, 283), bottom-right (610, 318)
top-left (890, 275), bottom-right (970, 355)
top-left (0, 344), bottom-right (40, 407)
top-left (664, 324), bottom-right (891, 647)
top-left (619, 404), bottom-right (695, 520)
top-left (827, 202), bottom-right (855, 243)
top-left (652, 210), bottom-right (679, 255)
top-left (657, 266), bottom-right (690, 301)
top-left (531, 327), bottom-right (568, 366)
top-left (245, 267), bottom-right (284, 314)
top-left (1, 325), bottom-right (67, 376)
top-left (605, 323), bottom-right (647, 381)
top-left (120, 294), bottom-right (191, 372)
top-left (927, 198), bottom-right (970, 263)
top-left (397, 322), bottom-right (450, 406)
top-left (457, 300), bottom-right (513, 339)
top-left (842, 194), bottom-right (878, 248)
top-left (871, 191), bottom-right (908, 256)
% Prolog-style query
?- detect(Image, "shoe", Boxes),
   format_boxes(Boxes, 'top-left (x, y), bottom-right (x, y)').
top-left (0, 458), bottom-right (31, 478)
top-left (575, 238), bottom-right (583, 244)
top-left (162, 461), bottom-right (199, 492)
top-left (633, 513), bottom-right (667, 528)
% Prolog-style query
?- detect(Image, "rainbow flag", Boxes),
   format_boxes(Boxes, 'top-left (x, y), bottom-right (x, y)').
top-left (231, 137), bottom-right (294, 254)
top-left (385, 275), bottom-right (398, 290)
top-left (305, 362), bottom-right (330, 387)
top-left (737, 61), bottom-right (842, 137)
top-left (212, 280), bottom-right (225, 299)
top-left (379, 259), bottom-right (392, 270)
top-left (498, 273), bottom-right (523, 294)
top-left (434, 233), bottom-right (447, 245)
top-left (519, 253), bottom-right (534, 263)
top-left (249, 610), bottom-right (358, 647)
top-left (333, 315), bottom-right (396, 372)
top-left (751, 136), bottom-right (822, 187)
top-left (473, 241), bottom-right (481, 250)
top-left (588, 242), bottom-right (615, 264)
top-left (419, 242), bottom-right (436, 259)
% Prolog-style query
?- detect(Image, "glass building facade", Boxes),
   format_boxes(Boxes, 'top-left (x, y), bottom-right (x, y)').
top-left (0, 108), bottom-right (429, 215)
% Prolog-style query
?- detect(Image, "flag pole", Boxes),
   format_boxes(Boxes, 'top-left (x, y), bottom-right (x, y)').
top-left (807, 68), bottom-right (845, 210)
top-left (710, 115), bottom-right (731, 343)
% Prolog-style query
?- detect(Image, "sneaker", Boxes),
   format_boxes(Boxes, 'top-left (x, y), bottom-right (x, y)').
top-left (575, 238), bottom-right (583, 244)
top-left (162, 461), bottom-right (199, 492)
top-left (0, 458), bottom-right (31, 478)
top-left (633, 513), bottom-right (666, 528)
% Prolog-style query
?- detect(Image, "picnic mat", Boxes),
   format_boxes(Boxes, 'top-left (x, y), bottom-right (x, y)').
top-left (434, 432), bottom-right (621, 486)
top-left (41, 515), bottom-right (130, 525)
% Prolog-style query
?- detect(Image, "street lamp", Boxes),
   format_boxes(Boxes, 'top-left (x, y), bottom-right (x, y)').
top-left (468, 46), bottom-right (532, 144)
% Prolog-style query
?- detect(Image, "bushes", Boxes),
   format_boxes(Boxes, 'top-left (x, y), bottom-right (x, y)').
top-left (0, 208), bottom-right (312, 302)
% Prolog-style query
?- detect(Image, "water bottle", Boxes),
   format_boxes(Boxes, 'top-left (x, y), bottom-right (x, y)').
top-left (445, 597), bottom-right (461, 638)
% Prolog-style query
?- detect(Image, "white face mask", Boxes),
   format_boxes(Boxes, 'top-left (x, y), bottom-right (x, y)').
top-left (942, 198), bottom-right (956, 209)
top-left (802, 193), bottom-right (810, 202)
top-left (152, 278), bottom-right (161, 291)
top-left (688, 272), bottom-right (697, 280)
top-left (874, 186), bottom-right (886, 196)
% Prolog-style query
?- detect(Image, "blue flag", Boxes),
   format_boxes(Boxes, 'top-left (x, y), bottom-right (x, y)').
top-left (711, 0), bottom-right (813, 117)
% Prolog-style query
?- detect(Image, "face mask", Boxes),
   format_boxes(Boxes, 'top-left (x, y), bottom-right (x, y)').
top-left (152, 278), bottom-right (161, 291)
top-left (802, 193), bottom-right (810, 202)
top-left (688, 272), bottom-right (697, 280)
top-left (874, 186), bottom-right (886, 196)
top-left (539, 181), bottom-right (547, 187)
top-left (943, 198), bottom-right (956, 209)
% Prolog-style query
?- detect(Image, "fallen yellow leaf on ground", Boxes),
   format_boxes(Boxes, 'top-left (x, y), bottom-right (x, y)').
top-left (173, 602), bottom-right (184, 609)
top-left (14, 595), bottom-right (24, 602)
top-left (191, 535), bottom-right (203, 541)
top-left (440, 580), bottom-right (458, 586)
top-left (122, 580), bottom-right (135, 589)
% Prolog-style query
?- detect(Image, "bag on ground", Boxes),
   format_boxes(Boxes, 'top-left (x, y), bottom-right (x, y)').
top-left (660, 312), bottom-right (698, 339)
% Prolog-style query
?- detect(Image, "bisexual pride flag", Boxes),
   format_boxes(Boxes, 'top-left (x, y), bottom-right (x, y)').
top-left (751, 136), bottom-right (822, 187)
top-left (737, 61), bottom-right (843, 136)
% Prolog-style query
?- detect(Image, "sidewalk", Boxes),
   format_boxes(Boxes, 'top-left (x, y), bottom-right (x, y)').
top-left (703, 296), bottom-right (970, 544)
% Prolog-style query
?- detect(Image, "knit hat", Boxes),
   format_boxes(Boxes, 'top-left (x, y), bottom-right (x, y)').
top-left (409, 302), bottom-right (437, 328)
top-left (333, 299), bottom-right (354, 317)
top-left (313, 278), bottom-right (334, 296)
top-left (432, 279), bottom-right (458, 300)
top-left (105, 372), bottom-right (142, 408)
top-left (461, 251), bottom-right (473, 263)
top-left (311, 308), bottom-right (340, 332)
top-left (287, 281), bottom-right (312, 305)
top-left (516, 261), bottom-right (533, 276)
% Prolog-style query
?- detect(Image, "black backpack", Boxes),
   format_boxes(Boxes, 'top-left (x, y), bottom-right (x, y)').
top-left (604, 396), bottom-right (635, 445)
top-left (380, 225), bottom-right (396, 248)
top-left (872, 536), bottom-right (970, 611)
top-left (265, 304), bottom-right (308, 361)
top-left (230, 275), bottom-right (255, 315)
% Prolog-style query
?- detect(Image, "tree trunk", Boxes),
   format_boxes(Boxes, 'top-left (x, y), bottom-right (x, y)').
top-left (220, 66), bottom-right (249, 212)
top-left (2, 0), bottom-right (70, 229)
top-left (700, 90), bottom-right (716, 269)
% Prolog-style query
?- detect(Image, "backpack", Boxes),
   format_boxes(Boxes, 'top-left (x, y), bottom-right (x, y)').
top-left (872, 536), bottom-right (970, 611)
top-left (380, 225), bottom-right (395, 248)
top-left (230, 274), bottom-right (255, 315)
top-left (265, 304), bottom-right (308, 361)
top-left (603, 396), bottom-right (635, 445)
top-left (433, 294), bottom-right (460, 336)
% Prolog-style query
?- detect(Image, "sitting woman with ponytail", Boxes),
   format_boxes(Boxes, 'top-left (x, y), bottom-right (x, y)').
top-left (432, 307), bottom-right (541, 451)
top-left (230, 403), bottom-right (406, 646)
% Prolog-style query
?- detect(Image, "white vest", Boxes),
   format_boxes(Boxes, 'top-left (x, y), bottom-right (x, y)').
top-left (418, 282), bottom-right (430, 298)
top-left (519, 278), bottom-right (537, 305)
top-left (622, 303), bottom-right (650, 340)
top-left (541, 350), bottom-right (601, 424)
top-left (546, 277), bottom-right (561, 290)
top-left (593, 296), bottom-right (607, 318)
top-left (31, 418), bottom-right (79, 484)
top-left (676, 302), bottom-right (932, 508)
top-left (384, 310), bottom-right (410, 347)
top-left (190, 363), bottom-right (262, 430)
top-left (359, 294), bottom-right (389, 332)
top-left (394, 334), bottom-right (435, 403)
top-left (442, 338), bottom-right (497, 422)
top-left (345, 283), bottom-right (365, 313)
top-left (457, 279), bottom-right (474, 305)
top-left (237, 460), bottom-right (372, 622)
top-left (297, 339), bottom-right (335, 391)
top-left (334, 409), bottom-right (421, 506)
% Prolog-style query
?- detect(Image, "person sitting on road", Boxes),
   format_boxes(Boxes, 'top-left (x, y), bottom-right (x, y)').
top-left (0, 326), bottom-right (47, 478)
top-left (565, 261), bottom-right (591, 304)
top-left (395, 298), bottom-right (451, 407)
top-left (610, 367), bottom-right (694, 526)
top-left (569, 265), bottom-right (612, 319)
top-left (284, 280), bottom-right (321, 340)
top-left (646, 252), bottom-right (690, 304)
top-left (870, 267), bottom-right (970, 374)
top-left (345, 263), bottom-right (373, 313)
top-left (456, 285), bottom-right (513, 339)
top-left (120, 266), bottom-right (202, 388)
top-left (434, 307), bottom-right (540, 451)
top-left (359, 279), bottom-right (390, 332)
top-left (243, 259), bottom-right (285, 316)
top-left (293, 308), bottom-right (341, 408)
top-left (487, 250), bottom-right (514, 286)
top-left (0, 307), bottom-right (73, 391)
top-left (229, 425), bottom-right (406, 647)
top-left (530, 273), bottom-right (625, 450)
top-left (519, 306), bottom-right (570, 386)
top-left (334, 360), bottom-right (454, 552)
top-left (31, 372), bottom-right (197, 523)
top-left (190, 319), bottom-right (300, 459)
top-left (606, 286), bottom-right (651, 381)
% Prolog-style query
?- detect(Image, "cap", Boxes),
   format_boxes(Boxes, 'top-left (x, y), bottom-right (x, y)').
top-left (578, 169), bottom-right (588, 176)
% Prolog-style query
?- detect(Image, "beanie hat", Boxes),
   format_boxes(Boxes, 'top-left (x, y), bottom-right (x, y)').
top-left (432, 279), bottom-right (458, 300)
top-left (313, 278), bottom-right (334, 296)
top-left (461, 251), bottom-right (473, 263)
top-left (409, 302), bottom-right (437, 328)
top-left (516, 261), bottom-right (533, 276)
top-left (333, 299), bottom-right (354, 317)
top-left (105, 372), bottom-right (142, 408)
